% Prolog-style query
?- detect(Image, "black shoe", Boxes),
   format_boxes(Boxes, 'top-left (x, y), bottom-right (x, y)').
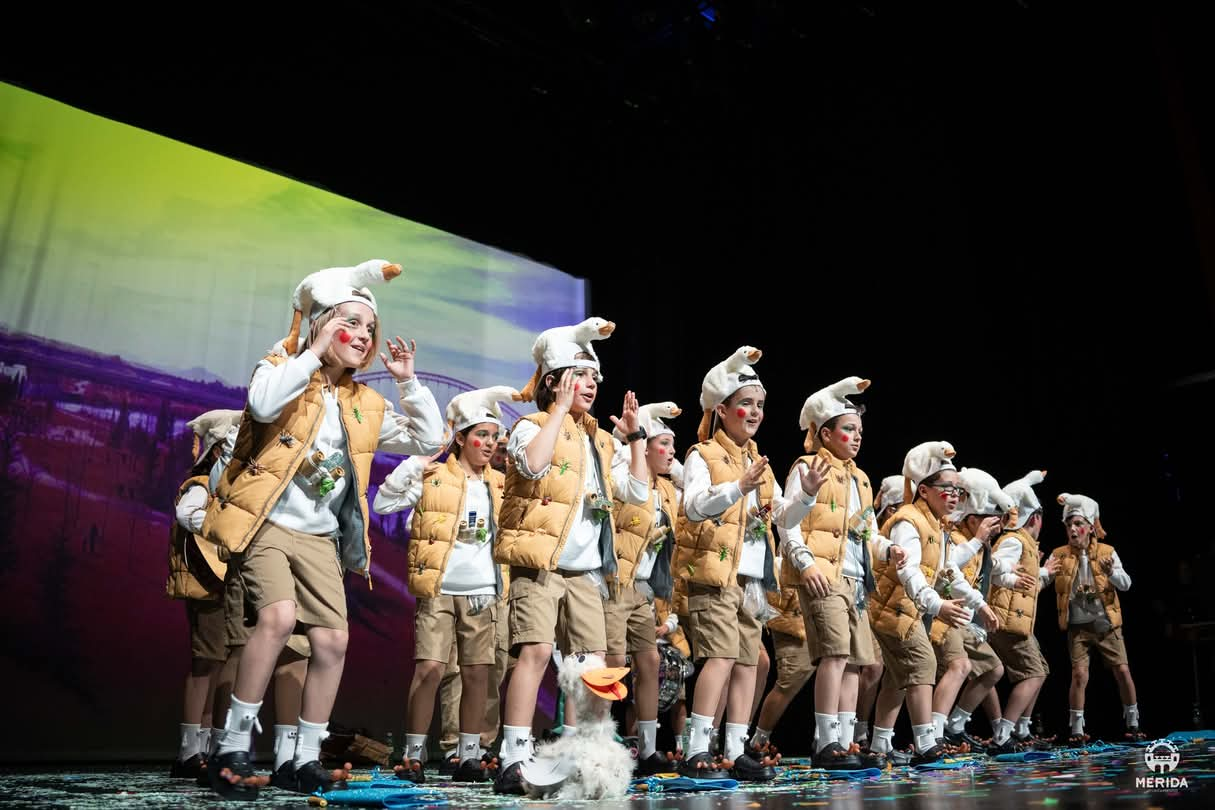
top-left (944, 729), bottom-right (984, 750)
top-left (677, 751), bottom-right (728, 778)
top-left (986, 739), bottom-right (1018, 756)
top-left (911, 744), bottom-right (945, 765)
top-left (729, 751), bottom-right (775, 782)
top-left (169, 753), bottom-right (203, 779)
top-left (635, 752), bottom-right (671, 776)
top-left (813, 742), bottom-right (863, 770)
top-left (493, 761), bottom-right (525, 795)
top-left (1013, 732), bottom-right (1055, 750)
top-left (207, 749), bottom-right (260, 801)
top-left (437, 752), bottom-right (460, 775)
top-left (195, 759), bottom-right (210, 788)
top-left (1126, 727), bottom-right (1147, 741)
top-left (269, 761), bottom-right (295, 790)
top-left (452, 757), bottom-right (491, 783)
top-left (292, 760), bottom-right (347, 794)
top-left (857, 748), bottom-right (886, 769)
top-left (393, 758), bottom-right (425, 783)
top-left (886, 748), bottom-right (913, 766)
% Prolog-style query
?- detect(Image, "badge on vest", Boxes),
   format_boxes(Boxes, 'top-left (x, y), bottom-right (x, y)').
top-left (300, 449), bottom-right (345, 496)
top-left (587, 493), bottom-right (613, 524)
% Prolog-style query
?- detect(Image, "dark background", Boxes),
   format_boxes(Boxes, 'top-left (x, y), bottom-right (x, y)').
top-left (5, 0), bottom-right (1215, 748)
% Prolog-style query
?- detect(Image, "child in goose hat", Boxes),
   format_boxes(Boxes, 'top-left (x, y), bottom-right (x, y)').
top-left (1044, 492), bottom-right (1139, 741)
top-left (606, 401), bottom-right (682, 774)
top-left (866, 442), bottom-right (985, 765)
top-left (673, 346), bottom-right (782, 782)
top-left (202, 260), bottom-right (446, 798)
top-left (772, 377), bottom-right (903, 769)
top-left (492, 320), bottom-right (650, 795)
top-left (985, 470), bottom-right (1061, 753)
top-left (374, 386), bottom-right (520, 782)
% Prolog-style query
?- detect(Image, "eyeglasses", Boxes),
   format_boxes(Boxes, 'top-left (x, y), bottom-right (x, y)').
top-left (928, 484), bottom-right (968, 499)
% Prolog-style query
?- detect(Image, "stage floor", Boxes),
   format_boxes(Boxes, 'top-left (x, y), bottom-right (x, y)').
top-left (4, 738), bottom-right (1210, 808)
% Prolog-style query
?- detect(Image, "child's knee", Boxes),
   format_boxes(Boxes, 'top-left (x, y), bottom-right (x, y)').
top-left (310, 628), bottom-right (349, 660)
top-left (1071, 666), bottom-right (1089, 686)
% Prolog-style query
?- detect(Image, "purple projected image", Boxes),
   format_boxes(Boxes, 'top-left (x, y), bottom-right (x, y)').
top-left (0, 327), bottom-right (561, 759)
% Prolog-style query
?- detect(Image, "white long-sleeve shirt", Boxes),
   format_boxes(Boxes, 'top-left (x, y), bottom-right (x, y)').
top-left (991, 535), bottom-right (1054, 591)
top-left (508, 418), bottom-right (648, 571)
top-left (682, 448), bottom-right (787, 579)
top-left (373, 455), bottom-right (497, 594)
top-left (247, 352), bottom-right (445, 536)
top-left (773, 462), bottom-right (894, 575)
top-left (176, 484), bottom-right (209, 534)
top-left (887, 519), bottom-right (986, 618)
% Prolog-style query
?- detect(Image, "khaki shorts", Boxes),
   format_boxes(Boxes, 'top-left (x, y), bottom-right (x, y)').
top-left (686, 582), bottom-right (763, 666)
top-left (415, 594), bottom-right (498, 666)
top-left (1069, 625), bottom-right (1128, 668)
top-left (508, 567), bottom-right (607, 655)
top-left (876, 620), bottom-right (936, 689)
top-left (605, 583), bottom-right (658, 656)
top-left (933, 626), bottom-right (968, 677)
top-left (772, 630), bottom-right (815, 692)
top-left (238, 520), bottom-right (347, 632)
top-left (186, 598), bottom-right (227, 662)
top-left (989, 630), bottom-right (1050, 684)
top-left (224, 552), bottom-right (311, 657)
top-left (797, 575), bottom-right (876, 666)
top-left (963, 628), bottom-right (1002, 680)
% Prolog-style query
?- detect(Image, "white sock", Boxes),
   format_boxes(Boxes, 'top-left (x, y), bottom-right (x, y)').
top-left (500, 725), bottom-right (533, 767)
top-left (724, 722), bottom-right (749, 761)
top-left (1016, 716), bottom-right (1032, 738)
top-left (814, 713), bottom-right (840, 753)
top-left (871, 726), bottom-right (894, 754)
top-left (993, 718), bottom-right (1014, 745)
top-left (404, 733), bottom-right (428, 763)
top-left (459, 732), bottom-right (480, 764)
top-left (912, 723), bottom-right (937, 753)
top-left (198, 727), bottom-right (212, 758)
top-left (273, 725), bottom-right (298, 771)
top-left (854, 720), bottom-right (870, 743)
top-left (752, 727), bottom-right (772, 749)
top-left (177, 723), bottom-right (201, 761)
top-left (294, 718), bottom-right (329, 770)
top-left (639, 720), bottom-right (659, 759)
top-left (1124, 704), bottom-right (1139, 728)
top-left (946, 707), bottom-right (971, 735)
top-left (1070, 710), bottom-right (1085, 736)
top-left (687, 713), bottom-right (715, 758)
top-left (932, 712), bottom-right (947, 741)
top-left (838, 712), bottom-right (857, 748)
top-left (217, 696), bottom-right (262, 756)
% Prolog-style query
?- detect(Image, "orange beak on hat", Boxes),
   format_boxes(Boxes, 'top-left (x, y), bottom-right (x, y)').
top-left (581, 667), bottom-right (630, 701)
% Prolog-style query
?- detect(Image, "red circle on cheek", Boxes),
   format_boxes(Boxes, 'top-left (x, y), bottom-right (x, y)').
top-left (574, 384), bottom-right (580, 391)
top-left (472, 439), bottom-right (482, 448)
top-left (736, 408), bottom-right (747, 418)
top-left (337, 330), bottom-right (351, 344)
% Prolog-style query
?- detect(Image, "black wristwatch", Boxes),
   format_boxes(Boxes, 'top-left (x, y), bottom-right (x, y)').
top-left (625, 427), bottom-right (648, 443)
